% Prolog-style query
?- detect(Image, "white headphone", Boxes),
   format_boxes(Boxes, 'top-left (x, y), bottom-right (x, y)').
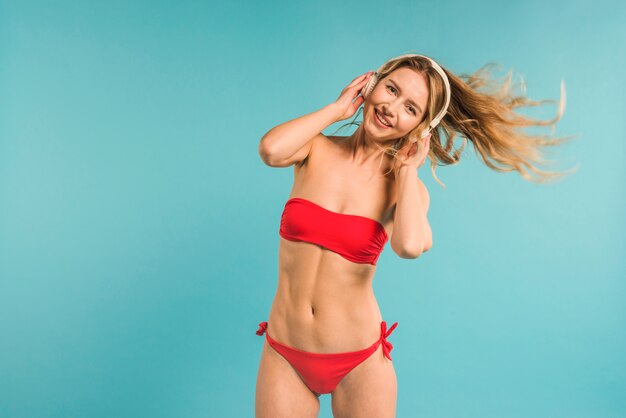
top-left (361, 53), bottom-right (452, 141)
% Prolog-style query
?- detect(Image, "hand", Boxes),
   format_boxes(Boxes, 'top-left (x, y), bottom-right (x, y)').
top-left (396, 132), bottom-right (432, 169)
top-left (332, 71), bottom-right (373, 122)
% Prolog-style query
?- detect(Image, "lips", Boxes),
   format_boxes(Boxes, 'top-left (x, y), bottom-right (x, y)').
top-left (374, 109), bottom-right (392, 128)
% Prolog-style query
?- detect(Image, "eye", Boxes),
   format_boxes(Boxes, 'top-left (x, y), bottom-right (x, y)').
top-left (387, 85), bottom-right (417, 116)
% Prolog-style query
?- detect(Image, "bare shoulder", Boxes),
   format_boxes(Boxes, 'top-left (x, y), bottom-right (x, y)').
top-left (269, 133), bottom-right (326, 168)
top-left (325, 135), bottom-right (351, 148)
top-left (295, 133), bottom-right (345, 167)
top-left (294, 132), bottom-right (324, 167)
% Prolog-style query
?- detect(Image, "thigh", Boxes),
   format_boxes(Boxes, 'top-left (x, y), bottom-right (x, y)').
top-left (255, 339), bottom-right (321, 418)
top-left (330, 344), bottom-right (398, 418)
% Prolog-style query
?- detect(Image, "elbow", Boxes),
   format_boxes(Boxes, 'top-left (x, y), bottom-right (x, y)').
top-left (258, 139), bottom-right (276, 167)
top-left (421, 235), bottom-right (433, 253)
top-left (397, 238), bottom-right (433, 259)
top-left (259, 133), bottom-right (289, 167)
top-left (401, 247), bottom-right (424, 259)
top-left (398, 248), bottom-right (422, 259)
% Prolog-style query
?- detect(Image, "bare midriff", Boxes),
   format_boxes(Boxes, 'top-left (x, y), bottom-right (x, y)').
top-left (266, 236), bottom-right (384, 354)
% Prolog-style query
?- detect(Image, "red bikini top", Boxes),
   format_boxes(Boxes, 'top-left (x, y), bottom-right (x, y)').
top-left (279, 197), bottom-right (388, 265)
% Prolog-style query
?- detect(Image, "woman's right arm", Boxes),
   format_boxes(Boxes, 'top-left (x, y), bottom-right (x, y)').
top-left (258, 103), bottom-right (340, 167)
top-left (258, 71), bottom-right (373, 167)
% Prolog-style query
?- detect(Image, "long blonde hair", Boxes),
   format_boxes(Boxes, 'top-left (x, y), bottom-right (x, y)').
top-left (333, 55), bottom-right (579, 188)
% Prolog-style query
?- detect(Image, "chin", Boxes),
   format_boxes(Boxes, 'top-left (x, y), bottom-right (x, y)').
top-left (362, 108), bottom-right (388, 138)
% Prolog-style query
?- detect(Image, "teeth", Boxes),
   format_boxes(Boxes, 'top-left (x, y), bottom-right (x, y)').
top-left (376, 110), bottom-right (391, 127)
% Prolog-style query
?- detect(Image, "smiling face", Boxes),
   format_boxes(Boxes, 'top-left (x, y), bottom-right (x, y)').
top-left (363, 66), bottom-right (430, 142)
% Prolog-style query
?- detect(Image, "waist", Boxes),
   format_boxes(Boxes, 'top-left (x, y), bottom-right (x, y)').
top-left (267, 283), bottom-right (383, 352)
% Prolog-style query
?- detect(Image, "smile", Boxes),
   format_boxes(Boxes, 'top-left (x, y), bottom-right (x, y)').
top-left (374, 110), bottom-right (392, 128)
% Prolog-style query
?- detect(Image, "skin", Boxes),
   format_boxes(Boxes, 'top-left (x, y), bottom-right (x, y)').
top-left (353, 67), bottom-right (431, 169)
top-left (255, 67), bottom-right (430, 418)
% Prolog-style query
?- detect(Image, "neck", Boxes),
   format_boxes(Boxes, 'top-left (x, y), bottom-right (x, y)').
top-left (349, 126), bottom-right (388, 167)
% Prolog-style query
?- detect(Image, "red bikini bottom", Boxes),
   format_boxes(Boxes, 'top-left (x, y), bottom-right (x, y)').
top-left (256, 320), bottom-right (398, 395)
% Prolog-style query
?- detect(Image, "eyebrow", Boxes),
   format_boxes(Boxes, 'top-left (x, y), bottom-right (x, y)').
top-left (388, 78), bottom-right (423, 114)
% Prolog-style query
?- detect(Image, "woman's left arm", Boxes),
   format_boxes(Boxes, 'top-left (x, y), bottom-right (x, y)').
top-left (390, 166), bottom-right (433, 258)
top-left (389, 133), bottom-right (434, 258)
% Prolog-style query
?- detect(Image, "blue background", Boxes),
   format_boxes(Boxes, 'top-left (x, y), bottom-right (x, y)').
top-left (1, 0), bottom-right (624, 417)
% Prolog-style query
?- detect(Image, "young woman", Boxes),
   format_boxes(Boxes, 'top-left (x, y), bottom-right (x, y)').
top-left (254, 53), bottom-right (572, 418)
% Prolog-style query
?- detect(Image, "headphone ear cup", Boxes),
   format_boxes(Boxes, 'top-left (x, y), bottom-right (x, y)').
top-left (361, 74), bottom-right (378, 98)
top-left (408, 129), bottom-right (429, 143)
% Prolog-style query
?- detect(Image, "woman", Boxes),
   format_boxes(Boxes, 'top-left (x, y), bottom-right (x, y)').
top-left (254, 53), bottom-right (572, 417)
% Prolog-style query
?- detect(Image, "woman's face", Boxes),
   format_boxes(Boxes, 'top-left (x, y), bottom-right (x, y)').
top-left (363, 66), bottom-right (430, 142)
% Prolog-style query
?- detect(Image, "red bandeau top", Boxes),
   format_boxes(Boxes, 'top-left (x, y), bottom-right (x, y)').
top-left (279, 197), bottom-right (388, 265)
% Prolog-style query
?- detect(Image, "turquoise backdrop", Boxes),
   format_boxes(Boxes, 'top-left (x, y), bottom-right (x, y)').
top-left (1, 0), bottom-right (624, 417)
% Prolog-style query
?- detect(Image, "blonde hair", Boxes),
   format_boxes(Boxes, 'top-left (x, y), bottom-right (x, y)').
top-left (332, 55), bottom-right (579, 188)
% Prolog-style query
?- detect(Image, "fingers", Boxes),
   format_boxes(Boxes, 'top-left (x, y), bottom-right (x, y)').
top-left (349, 71), bottom-right (374, 87)
top-left (351, 75), bottom-right (372, 97)
top-left (412, 133), bottom-right (431, 145)
top-left (344, 74), bottom-right (371, 104)
top-left (351, 95), bottom-right (364, 109)
top-left (424, 133), bottom-right (432, 147)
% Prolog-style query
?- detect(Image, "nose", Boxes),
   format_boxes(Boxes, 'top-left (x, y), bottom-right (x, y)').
top-left (383, 99), bottom-right (403, 117)
top-left (381, 104), bottom-right (395, 118)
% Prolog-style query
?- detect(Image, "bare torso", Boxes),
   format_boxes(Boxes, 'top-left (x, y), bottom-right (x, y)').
top-left (266, 134), bottom-right (398, 353)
